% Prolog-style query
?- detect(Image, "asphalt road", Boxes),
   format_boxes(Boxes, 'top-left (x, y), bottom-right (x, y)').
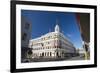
top-left (22, 55), bottom-right (85, 63)
top-left (67, 55), bottom-right (85, 60)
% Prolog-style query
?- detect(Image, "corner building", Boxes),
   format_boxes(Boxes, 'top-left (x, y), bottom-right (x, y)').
top-left (29, 23), bottom-right (76, 59)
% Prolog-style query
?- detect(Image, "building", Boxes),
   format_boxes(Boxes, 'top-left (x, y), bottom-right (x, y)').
top-left (76, 49), bottom-right (85, 55)
top-left (21, 16), bottom-right (32, 47)
top-left (76, 13), bottom-right (90, 59)
top-left (21, 16), bottom-right (32, 61)
top-left (29, 22), bottom-right (76, 59)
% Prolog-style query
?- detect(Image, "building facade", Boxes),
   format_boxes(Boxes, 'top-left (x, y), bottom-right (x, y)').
top-left (29, 24), bottom-right (76, 59)
top-left (21, 16), bottom-right (32, 61)
top-left (21, 16), bottom-right (32, 47)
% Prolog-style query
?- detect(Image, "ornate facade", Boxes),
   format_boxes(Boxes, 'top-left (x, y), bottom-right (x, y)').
top-left (29, 24), bottom-right (76, 59)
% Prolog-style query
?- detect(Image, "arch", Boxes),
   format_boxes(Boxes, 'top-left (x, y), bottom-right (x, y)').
top-left (42, 52), bottom-right (44, 57)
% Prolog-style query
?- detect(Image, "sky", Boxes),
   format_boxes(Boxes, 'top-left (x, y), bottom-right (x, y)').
top-left (21, 10), bottom-right (83, 49)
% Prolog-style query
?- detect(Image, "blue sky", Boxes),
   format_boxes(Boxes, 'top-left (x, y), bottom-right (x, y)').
top-left (21, 10), bottom-right (83, 49)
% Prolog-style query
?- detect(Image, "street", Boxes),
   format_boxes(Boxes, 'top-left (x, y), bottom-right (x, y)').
top-left (67, 55), bottom-right (85, 60)
top-left (22, 55), bottom-right (85, 63)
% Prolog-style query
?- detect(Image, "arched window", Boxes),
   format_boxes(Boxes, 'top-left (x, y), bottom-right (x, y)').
top-left (42, 52), bottom-right (44, 56)
top-left (25, 23), bottom-right (30, 30)
top-left (50, 52), bottom-right (52, 56)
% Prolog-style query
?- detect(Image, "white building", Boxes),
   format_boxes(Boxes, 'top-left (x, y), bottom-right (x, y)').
top-left (29, 23), bottom-right (76, 59)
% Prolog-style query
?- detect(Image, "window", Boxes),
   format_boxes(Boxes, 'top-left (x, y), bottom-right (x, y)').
top-left (50, 52), bottom-right (52, 56)
top-left (22, 33), bottom-right (27, 41)
top-left (25, 23), bottom-right (30, 30)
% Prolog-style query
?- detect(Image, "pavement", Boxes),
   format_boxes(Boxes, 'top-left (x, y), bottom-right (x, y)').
top-left (67, 55), bottom-right (85, 60)
top-left (22, 55), bottom-right (86, 63)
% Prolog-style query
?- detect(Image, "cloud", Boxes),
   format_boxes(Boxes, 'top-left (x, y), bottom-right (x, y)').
top-left (67, 34), bottom-right (72, 37)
